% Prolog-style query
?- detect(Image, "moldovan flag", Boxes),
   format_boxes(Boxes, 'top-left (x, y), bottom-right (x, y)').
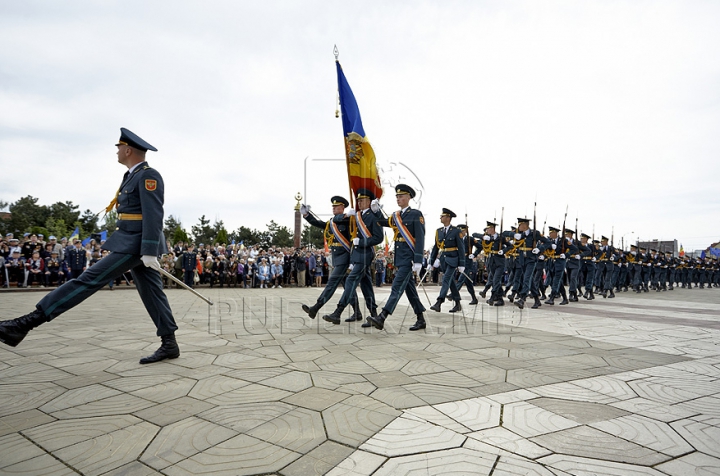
top-left (384, 233), bottom-right (389, 254)
top-left (679, 245), bottom-right (685, 257)
top-left (69, 227), bottom-right (80, 243)
top-left (336, 61), bottom-right (383, 200)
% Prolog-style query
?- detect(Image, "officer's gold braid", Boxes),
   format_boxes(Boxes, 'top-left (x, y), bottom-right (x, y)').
top-left (482, 241), bottom-right (492, 254)
top-left (350, 216), bottom-right (357, 240)
top-left (324, 222), bottom-right (334, 246)
top-left (104, 188), bottom-right (120, 215)
top-left (388, 215), bottom-right (400, 241)
top-left (507, 238), bottom-right (523, 256)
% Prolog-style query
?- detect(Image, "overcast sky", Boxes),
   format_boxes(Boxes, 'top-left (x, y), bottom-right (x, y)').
top-left (1, 1), bottom-right (718, 251)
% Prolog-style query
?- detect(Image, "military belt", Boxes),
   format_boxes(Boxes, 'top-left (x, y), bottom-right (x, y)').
top-left (395, 238), bottom-right (406, 243)
top-left (118, 213), bottom-right (143, 220)
top-left (330, 243), bottom-right (344, 247)
top-left (442, 247), bottom-right (458, 252)
top-left (582, 257), bottom-right (593, 260)
top-left (519, 247), bottom-right (533, 251)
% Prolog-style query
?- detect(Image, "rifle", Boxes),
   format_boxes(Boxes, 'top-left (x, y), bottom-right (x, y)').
top-left (560, 205), bottom-right (568, 254)
top-left (533, 200), bottom-right (537, 244)
top-left (498, 207), bottom-right (504, 253)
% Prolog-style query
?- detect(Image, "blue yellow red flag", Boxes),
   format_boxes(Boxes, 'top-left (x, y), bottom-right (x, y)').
top-left (336, 61), bottom-right (383, 199)
top-left (69, 227), bottom-right (80, 243)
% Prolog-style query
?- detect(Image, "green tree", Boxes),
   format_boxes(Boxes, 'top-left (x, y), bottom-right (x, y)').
top-left (191, 215), bottom-right (213, 245)
top-left (301, 224), bottom-right (323, 249)
top-left (163, 215), bottom-right (182, 241)
top-left (78, 209), bottom-right (99, 234)
top-left (8, 196), bottom-right (49, 234)
top-left (216, 227), bottom-right (229, 245)
top-left (44, 217), bottom-right (69, 240)
top-left (47, 201), bottom-right (80, 227)
top-left (231, 226), bottom-right (261, 246)
top-left (101, 210), bottom-right (117, 238)
top-left (173, 226), bottom-right (189, 244)
top-left (267, 220), bottom-right (293, 247)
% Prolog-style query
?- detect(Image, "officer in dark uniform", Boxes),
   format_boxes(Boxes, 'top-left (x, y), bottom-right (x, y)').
top-left (300, 196), bottom-right (361, 321)
top-left (429, 208), bottom-right (465, 314)
top-left (67, 240), bottom-right (87, 279)
top-left (512, 217), bottom-right (550, 310)
top-left (543, 226), bottom-right (574, 306)
top-left (0, 128), bottom-right (180, 365)
top-left (322, 189), bottom-right (384, 325)
top-left (455, 225), bottom-right (479, 305)
top-left (597, 236), bottom-right (615, 298)
top-left (473, 221), bottom-right (509, 306)
top-left (181, 244), bottom-right (197, 287)
top-left (369, 184), bottom-right (426, 331)
top-left (565, 229), bottom-right (583, 301)
top-left (579, 234), bottom-right (597, 300)
top-left (639, 247), bottom-right (651, 292)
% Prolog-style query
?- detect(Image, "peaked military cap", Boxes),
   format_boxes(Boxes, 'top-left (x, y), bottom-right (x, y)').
top-left (486, 221), bottom-right (498, 228)
top-left (441, 208), bottom-right (456, 218)
top-left (511, 226), bottom-right (517, 231)
top-left (517, 217), bottom-right (530, 224)
top-left (581, 233), bottom-right (591, 239)
top-left (548, 226), bottom-right (560, 232)
top-left (116, 127), bottom-right (158, 152)
top-left (640, 247), bottom-right (647, 251)
top-left (564, 228), bottom-right (575, 235)
top-left (330, 196), bottom-right (349, 207)
top-left (593, 239), bottom-right (601, 244)
top-left (355, 188), bottom-right (375, 200)
top-left (630, 244), bottom-right (638, 249)
top-left (601, 236), bottom-right (609, 241)
top-left (395, 183), bottom-right (416, 198)
top-left (458, 224), bottom-right (468, 230)
top-left (650, 249), bottom-right (657, 253)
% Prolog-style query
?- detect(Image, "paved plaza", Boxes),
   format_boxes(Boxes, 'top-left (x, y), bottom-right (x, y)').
top-left (1, 284), bottom-right (719, 475)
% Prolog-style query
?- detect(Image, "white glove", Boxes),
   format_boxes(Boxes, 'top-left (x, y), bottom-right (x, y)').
top-left (514, 233), bottom-right (521, 240)
top-left (509, 240), bottom-right (515, 245)
top-left (498, 250), bottom-right (504, 256)
top-left (610, 256), bottom-right (615, 261)
top-left (458, 266), bottom-right (465, 274)
top-left (345, 207), bottom-right (356, 216)
top-left (300, 204), bottom-right (310, 215)
top-left (539, 255), bottom-right (545, 261)
top-left (412, 262), bottom-right (422, 274)
top-left (433, 259), bottom-right (440, 268)
top-left (370, 199), bottom-right (381, 213)
top-left (551, 243), bottom-right (557, 250)
top-left (468, 254), bottom-right (474, 260)
top-left (352, 237), bottom-right (360, 246)
top-left (560, 253), bottom-right (566, 259)
top-left (348, 264), bottom-right (354, 271)
top-left (592, 257), bottom-right (597, 262)
top-left (483, 235), bottom-right (491, 242)
top-left (574, 254), bottom-right (581, 260)
top-left (631, 251), bottom-right (637, 256)
top-left (623, 263), bottom-right (628, 267)
top-left (532, 248), bottom-right (540, 254)
top-left (142, 255), bottom-right (161, 271)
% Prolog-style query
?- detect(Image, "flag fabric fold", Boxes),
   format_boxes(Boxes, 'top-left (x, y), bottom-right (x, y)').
top-left (336, 61), bottom-right (383, 200)
top-left (69, 227), bottom-right (80, 243)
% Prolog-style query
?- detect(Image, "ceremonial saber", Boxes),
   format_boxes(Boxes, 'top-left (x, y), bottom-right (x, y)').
top-left (158, 267), bottom-right (214, 305)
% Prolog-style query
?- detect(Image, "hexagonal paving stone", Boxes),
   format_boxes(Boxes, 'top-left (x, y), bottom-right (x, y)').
top-left (247, 406), bottom-right (325, 453)
top-left (360, 416), bottom-right (466, 457)
top-left (372, 447), bottom-right (495, 475)
top-left (433, 396), bottom-right (501, 431)
top-left (671, 417), bottom-right (720, 459)
top-left (23, 414), bottom-right (143, 451)
top-left (591, 414), bottom-right (694, 456)
top-left (502, 401), bottom-right (579, 438)
top-left (323, 395), bottom-right (401, 446)
top-left (539, 453), bottom-right (668, 475)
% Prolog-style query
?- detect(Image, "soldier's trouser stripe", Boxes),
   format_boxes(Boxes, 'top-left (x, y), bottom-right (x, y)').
top-left (40, 253), bottom-right (135, 318)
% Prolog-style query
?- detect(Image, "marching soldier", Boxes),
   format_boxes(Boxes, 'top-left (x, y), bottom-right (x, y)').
top-left (640, 247), bottom-right (652, 292)
top-left (1, 128), bottom-right (181, 364)
top-left (456, 225), bottom-right (479, 305)
top-left (543, 226), bottom-right (574, 306)
top-left (565, 229), bottom-right (583, 301)
top-left (322, 189), bottom-right (384, 325)
top-left (300, 196), bottom-right (361, 321)
top-left (368, 184), bottom-right (426, 331)
top-left (579, 234), bottom-right (597, 300)
top-left (597, 236), bottom-right (615, 298)
top-left (512, 218), bottom-right (550, 310)
top-left (474, 221), bottom-right (508, 306)
top-left (429, 208), bottom-right (465, 314)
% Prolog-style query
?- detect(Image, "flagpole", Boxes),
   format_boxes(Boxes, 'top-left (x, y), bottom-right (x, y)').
top-left (335, 47), bottom-right (355, 210)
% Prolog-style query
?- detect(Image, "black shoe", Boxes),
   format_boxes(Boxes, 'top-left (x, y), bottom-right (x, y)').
top-left (469, 297), bottom-right (478, 305)
top-left (0, 309), bottom-right (47, 347)
top-left (322, 305), bottom-right (344, 325)
top-left (362, 308), bottom-right (378, 327)
top-left (609, 290), bottom-right (615, 298)
top-left (302, 303), bottom-right (320, 319)
top-left (368, 310), bottom-right (388, 330)
top-left (449, 301), bottom-right (462, 313)
top-left (531, 296), bottom-right (541, 309)
top-left (540, 292), bottom-right (547, 300)
top-left (544, 294), bottom-right (555, 305)
top-left (345, 305), bottom-right (363, 322)
top-left (493, 298), bottom-right (505, 306)
top-left (583, 290), bottom-right (590, 300)
top-left (479, 290), bottom-right (487, 299)
top-left (430, 300), bottom-right (442, 312)
top-left (559, 296), bottom-right (569, 305)
top-left (508, 292), bottom-right (516, 303)
top-left (514, 298), bottom-right (525, 310)
top-left (139, 335), bottom-right (180, 364)
top-left (601, 290), bottom-right (607, 298)
top-left (409, 314), bottom-right (426, 331)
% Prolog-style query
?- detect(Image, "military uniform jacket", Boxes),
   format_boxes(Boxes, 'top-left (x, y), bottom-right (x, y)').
top-left (181, 251), bottom-right (197, 271)
top-left (103, 162), bottom-right (168, 257)
top-left (67, 247), bottom-right (87, 270)
top-left (344, 209), bottom-right (384, 266)
top-left (513, 229), bottom-right (550, 265)
top-left (384, 207), bottom-right (426, 265)
top-left (304, 213), bottom-right (352, 268)
top-left (430, 225), bottom-right (466, 268)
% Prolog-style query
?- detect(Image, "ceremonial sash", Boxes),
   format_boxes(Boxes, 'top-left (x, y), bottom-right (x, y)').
top-left (330, 221), bottom-right (352, 252)
top-left (391, 211), bottom-right (415, 252)
top-left (356, 214), bottom-right (371, 240)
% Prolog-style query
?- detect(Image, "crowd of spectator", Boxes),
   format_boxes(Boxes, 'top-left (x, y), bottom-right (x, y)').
top-left (2, 233), bottom-right (489, 290)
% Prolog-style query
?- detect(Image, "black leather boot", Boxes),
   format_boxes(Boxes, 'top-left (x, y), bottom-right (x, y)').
top-left (302, 302), bottom-right (321, 319)
top-left (583, 290), bottom-right (590, 300)
top-left (559, 290), bottom-right (569, 305)
top-left (368, 309), bottom-right (388, 330)
top-left (469, 294), bottom-right (478, 305)
top-left (479, 288), bottom-right (488, 299)
top-left (345, 303), bottom-right (363, 322)
top-left (0, 309), bottom-right (47, 347)
top-left (322, 305), bottom-right (345, 325)
top-left (493, 297), bottom-right (505, 306)
top-left (430, 299), bottom-right (443, 312)
top-left (449, 301), bottom-right (462, 313)
top-left (544, 293), bottom-right (555, 305)
top-left (589, 290), bottom-right (595, 300)
top-left (609, 290), bottom-right (615, 298)
top-left (531, 296), bottom-right (541, 309)
top-left (362, 308), bottom-right (377, 328)
top-left (139, 334), bottom-right (180, 364)
top-left (508, 291), bottom-right (516, 303)
top-left (514, 297), bottom-right (525, 310)
top-left (409, 313), bottom-right (426, 331)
